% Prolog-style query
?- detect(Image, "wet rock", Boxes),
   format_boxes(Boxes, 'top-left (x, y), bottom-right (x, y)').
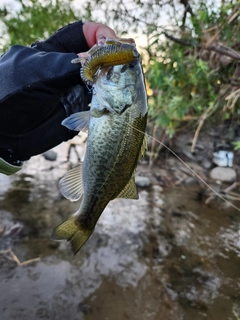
top-left (185, 162), bottom-right (205, 173)
top-left (201, 158), bottom-right (212, 169)
top-left (42, 150), bottom-right (57, 161)
top-left (77, 303), bottom-right (92, 314)
top-left (47, 240), bottom-right (60, 249)
top-left (185, 177), bottom-right (197, 184)
top-left (135, 176), bottom-right (151, 188)
top-left (209, 166), bottom-right (237, 182)
top-left (3, 223), bottom-right (23, 238)
top-left (152, 185), bottom-right (163, 192)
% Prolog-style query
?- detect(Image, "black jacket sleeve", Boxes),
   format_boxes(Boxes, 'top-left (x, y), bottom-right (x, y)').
top-left (0, 20), bottom-right (90, 135)
top-left (31, 20), bottom-right (89, 53)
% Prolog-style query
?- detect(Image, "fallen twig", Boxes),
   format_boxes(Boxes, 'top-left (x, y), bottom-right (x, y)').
top-left (0, 249), bottom-right (40, 266)
top-left (173, 175), bottom-right (188, 186)
top-left (205, 195), bottom-right (215, 204)
top-left (205, 188), bottom-right (240, 204)
top-left (223, 181), bottom-right (240, 194)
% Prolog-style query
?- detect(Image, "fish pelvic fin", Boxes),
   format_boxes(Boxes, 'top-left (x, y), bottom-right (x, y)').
top-left (52, 217), bottom-right (93, 255)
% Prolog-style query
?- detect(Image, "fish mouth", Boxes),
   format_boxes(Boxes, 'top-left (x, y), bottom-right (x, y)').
top-left (100, 81), bottom-right (134, 90)
top-left (96, 65), bottom-right (136, 89)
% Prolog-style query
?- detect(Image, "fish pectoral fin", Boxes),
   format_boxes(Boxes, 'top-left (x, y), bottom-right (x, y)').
top-left (59, 163), bottom-right (84, 201)
top-left (117, 177), bottom-right (138, 199)
top-left (52, 217), bottom-right (93, 255)
top-left (138, 135), bottom-right (148, 161)
top-left (61, 111), bottom-right (90, 132)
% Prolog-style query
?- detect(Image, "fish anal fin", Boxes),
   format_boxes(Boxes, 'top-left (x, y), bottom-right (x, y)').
top-left (52, 217), bottom-right (93, 255)
top-left (59, 164), bottom-right (84, 201)
top-left (138, 135), bottom-right (148, 162)
top-left (117, 177), bottom-right (138, 199)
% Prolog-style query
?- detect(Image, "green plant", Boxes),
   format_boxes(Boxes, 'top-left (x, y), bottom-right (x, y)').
top-left (145, 1), bottom-right (240, 147)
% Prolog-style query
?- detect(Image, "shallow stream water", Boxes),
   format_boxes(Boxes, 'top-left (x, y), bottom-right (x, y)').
top-left (0, 142), bottom-right (240, 320)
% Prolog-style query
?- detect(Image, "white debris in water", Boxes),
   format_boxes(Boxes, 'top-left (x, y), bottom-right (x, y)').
top-left (219, 225), bottom-right (240, 257)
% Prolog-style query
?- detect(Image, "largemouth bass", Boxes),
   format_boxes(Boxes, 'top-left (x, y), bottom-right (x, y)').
top-left (52, 44), bottom-right (148, 255)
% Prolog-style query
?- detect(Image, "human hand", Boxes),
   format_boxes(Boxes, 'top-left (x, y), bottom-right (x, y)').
top-left (75, 22), bottom-right (135, 62)
top-left (75, 22), bottom-right (117, 60)
top-left (82, 22), bottom-right (117, 48)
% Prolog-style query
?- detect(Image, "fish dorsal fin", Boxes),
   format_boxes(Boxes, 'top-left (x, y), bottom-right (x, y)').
top-left (61, 111), bottom-right (90, 132)
top-left (59, 163), bottom-right (84, 202)
top-left (117, 177), bottom-right (138, 199)
top-left (138, 135), bottom-right (148, 161)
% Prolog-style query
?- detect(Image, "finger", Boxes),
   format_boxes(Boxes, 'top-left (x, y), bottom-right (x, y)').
top-left (97, 34), bottom-right (107, 46)
top-left (77, 52), bottom-right (89, 59)
top-left (96, 25), bottom-right (117, 45)
top-left (83, 22), bottom-right (117, 48)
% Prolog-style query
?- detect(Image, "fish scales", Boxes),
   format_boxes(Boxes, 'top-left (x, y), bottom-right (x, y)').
top-left (52, 40), bottom-right (148, 254)
top-left (77, 114), bottom-right (146, 232)
top-left (84, 115), bottom-right (145, 203)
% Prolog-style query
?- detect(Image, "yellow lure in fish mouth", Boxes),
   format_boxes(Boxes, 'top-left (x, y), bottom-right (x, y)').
top-left (72, 38), bottom-right (139, 85)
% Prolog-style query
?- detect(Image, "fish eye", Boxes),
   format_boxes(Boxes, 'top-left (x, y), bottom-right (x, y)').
top-left (120, 61), bottom-right (137, 73)
top-left (129, 61), bottom-right (137, 68)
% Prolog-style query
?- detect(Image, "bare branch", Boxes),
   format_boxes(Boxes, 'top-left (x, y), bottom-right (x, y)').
top-left (180, 0), bottom-right (195, 28)
top-left (163, 32), bottom-right (240, 61)
top-left (180, 0), bottom-right (195, 17)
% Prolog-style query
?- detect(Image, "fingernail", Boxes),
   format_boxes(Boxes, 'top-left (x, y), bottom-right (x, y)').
top-left (97, 34), bottom-right (106, 46)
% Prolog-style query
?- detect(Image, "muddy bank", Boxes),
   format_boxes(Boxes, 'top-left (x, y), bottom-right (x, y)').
top-left (0, 141), bottom-right (240, 320)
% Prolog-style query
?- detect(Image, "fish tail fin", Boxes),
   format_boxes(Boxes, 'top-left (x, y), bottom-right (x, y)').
top-left (52, 217), bottom-right (93, 255)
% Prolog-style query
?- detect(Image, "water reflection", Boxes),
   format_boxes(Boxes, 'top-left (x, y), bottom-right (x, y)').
top-left (0, 142), bottom-right (240, 320)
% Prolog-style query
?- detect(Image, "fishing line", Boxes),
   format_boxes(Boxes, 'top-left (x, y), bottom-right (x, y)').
top-left (128, 123), bottom-right (240, 212)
